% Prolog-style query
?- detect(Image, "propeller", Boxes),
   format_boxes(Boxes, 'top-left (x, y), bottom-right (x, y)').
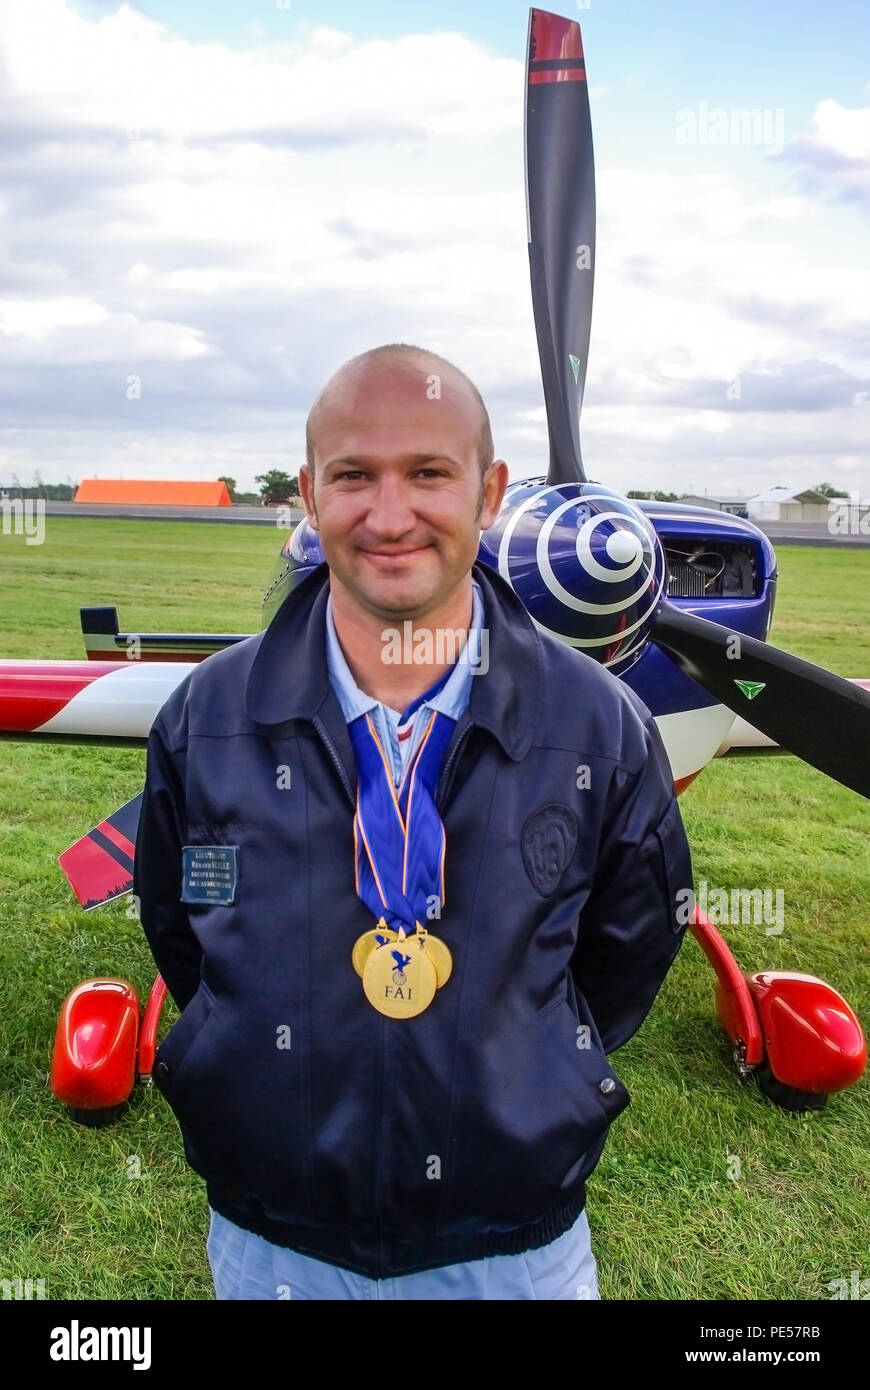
top-left (521, 7), bottom-right (870, 797)
top-left (525, 7), bottom-right (594, 485)
top-left (653, 606), bottom-right (870, 797)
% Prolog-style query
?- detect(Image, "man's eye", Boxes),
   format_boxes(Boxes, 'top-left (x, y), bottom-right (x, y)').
top-left (335, 468), bottom-right (445, 480)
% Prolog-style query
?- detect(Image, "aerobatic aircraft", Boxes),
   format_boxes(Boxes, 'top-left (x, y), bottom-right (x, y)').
top-left (1, 9), bottom-right (866, 1123)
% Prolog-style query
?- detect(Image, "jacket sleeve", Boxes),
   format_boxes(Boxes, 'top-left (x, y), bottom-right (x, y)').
top-left (133, 678), bottom-right (202, 1012)
top-left (570, 710), bottom-right (693, 1055)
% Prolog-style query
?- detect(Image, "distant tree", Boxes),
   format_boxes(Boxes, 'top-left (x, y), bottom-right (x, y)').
top-left (17, 475), bottom-right (76, 500)
top-left (217, 475), bottom-right (237, 501)
top-left (627, 489), bottom-right (679, 501)
top-left (814, 482), bottom-right (849, 498)
top-left (234, 490), bottom-right (261, 505)
top-left (255, 470), bottom-right (300, 504)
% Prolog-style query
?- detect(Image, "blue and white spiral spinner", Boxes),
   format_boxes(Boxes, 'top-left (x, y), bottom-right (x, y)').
top-left (476, 481), bottom-right (667, 676)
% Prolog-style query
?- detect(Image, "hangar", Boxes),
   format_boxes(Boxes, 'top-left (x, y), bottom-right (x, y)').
top-left (74, 479), bottom-right (231, 506)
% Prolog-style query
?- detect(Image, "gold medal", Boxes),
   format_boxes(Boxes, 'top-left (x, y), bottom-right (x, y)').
top-left (362, 930), bottom-right (437, 1019)
top-left (352, 918), bottom-right (397, 977)
top-left (414, 924), bottom-right (453, 987)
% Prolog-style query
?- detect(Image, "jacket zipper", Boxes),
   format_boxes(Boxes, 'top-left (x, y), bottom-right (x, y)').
top-left (314, 708), bottom-right (472, 1274)
top-left (312, 715), bottom-right (356, 809)
top-left (436, 715), bottom-right (474, 808)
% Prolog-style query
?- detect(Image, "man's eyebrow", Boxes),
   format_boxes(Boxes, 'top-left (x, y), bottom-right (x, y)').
top-left (322, 453), bottom-right (462, 472)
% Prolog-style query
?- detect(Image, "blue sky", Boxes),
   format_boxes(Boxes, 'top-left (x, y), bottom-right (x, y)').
top-left (75, 0), bottom-right (870, 143)
top-left (2, 0), bottom-right (869, 495)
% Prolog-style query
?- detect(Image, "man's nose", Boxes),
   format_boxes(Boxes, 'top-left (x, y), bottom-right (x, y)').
top-left (366, 478), bottom-right (417, 537)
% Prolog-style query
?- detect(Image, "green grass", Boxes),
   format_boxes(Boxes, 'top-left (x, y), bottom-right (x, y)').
top-left (0, 521), bottom-right (867, 1299)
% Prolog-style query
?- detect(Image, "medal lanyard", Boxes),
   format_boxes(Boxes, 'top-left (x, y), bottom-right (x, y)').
top-left (350, 708), bottom-right (455, 934)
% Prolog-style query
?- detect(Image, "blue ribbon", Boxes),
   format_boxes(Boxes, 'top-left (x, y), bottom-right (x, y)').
top-left (349, 709), bottom-right (455, 933)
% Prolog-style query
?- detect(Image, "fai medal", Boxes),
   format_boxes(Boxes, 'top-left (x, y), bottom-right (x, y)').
top-left (362, 931), bottom-right (437, 1019)
top-left (352, 918), bottom-right (397, 978)
top-left (349, 707), bottom-right (458, 1018)
top-left (415, 923), bottom-right (453, 987)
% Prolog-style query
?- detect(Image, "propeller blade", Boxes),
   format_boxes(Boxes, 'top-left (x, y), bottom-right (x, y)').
top-left (653, 602), bottom-right (870, 798)
top-left (525, 7), bottom-right (595, 486)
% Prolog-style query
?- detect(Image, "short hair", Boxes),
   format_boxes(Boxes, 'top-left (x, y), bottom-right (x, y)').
top-left (305, 343), bottom-right (494, 475)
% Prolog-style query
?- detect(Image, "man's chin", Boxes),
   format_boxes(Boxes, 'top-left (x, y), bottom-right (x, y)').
top-left (348, 551), bottom-right (441, 615)
top-left (357, 581), bottom-right (438, 621)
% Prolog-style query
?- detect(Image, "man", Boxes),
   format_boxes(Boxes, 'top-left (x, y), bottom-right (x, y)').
top-left (135, 343), bottom-right (692, 1301)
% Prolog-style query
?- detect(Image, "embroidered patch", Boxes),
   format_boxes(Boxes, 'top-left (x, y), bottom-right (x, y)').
top-left (181, 845), bottom-right (238, 905)
top-left (521, 805), bottom-right (579, 896)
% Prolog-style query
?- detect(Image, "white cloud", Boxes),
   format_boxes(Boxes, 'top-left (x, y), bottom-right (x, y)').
top-left (802, 98), bottom-right (870, 163)
top-left (786, 98), bottom-right (870, 206)
top-left (0, 4), bottom-right (519, 141)
top-left (0, 295), bottom-right (108, 336)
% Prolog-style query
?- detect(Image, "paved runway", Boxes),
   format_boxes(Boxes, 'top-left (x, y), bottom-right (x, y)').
top-left (40, 502), bottom-right (870, 546)
top-left (43, 501), bottom-right (304, 526)
top-left (756, 520), bottom-right (870, 547)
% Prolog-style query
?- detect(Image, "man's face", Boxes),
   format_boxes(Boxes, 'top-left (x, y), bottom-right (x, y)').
top-left (300, 366), bottom-right (508, 621)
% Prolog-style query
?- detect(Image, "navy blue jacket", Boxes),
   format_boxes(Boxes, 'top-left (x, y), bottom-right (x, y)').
top-left (135, 560), bottom-right (692, 1277)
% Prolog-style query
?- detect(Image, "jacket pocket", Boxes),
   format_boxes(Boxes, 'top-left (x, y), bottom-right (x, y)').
top-left (440, 996), bottom-right (631, 1235)
top-left (153, 991), bottom-right (314, 1220)
top-left (153, 982), bottom-right (216, 1101)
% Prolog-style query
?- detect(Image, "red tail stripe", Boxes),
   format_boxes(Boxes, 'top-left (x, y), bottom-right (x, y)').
top-left (529, 71), bottom-right (586, 85)
top-left (97, 819), bottom-right (137, 859)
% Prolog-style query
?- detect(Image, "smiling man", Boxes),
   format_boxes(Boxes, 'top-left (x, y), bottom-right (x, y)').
top-left (135, 343), bottom-right (692, 1302)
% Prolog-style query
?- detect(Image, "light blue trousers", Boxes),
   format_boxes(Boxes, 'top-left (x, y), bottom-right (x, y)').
top-left (207, 1205), bottom-right (600, 1301)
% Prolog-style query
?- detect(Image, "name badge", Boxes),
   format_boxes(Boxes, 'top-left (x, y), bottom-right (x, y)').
top-left (181, 845), bottom-right (238, 905)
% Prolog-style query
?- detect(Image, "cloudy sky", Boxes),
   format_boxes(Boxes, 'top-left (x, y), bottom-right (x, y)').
top-left (1, 0), bottom-right (868, 497)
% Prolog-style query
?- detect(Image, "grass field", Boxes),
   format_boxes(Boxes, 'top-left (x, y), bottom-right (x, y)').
top-left (0, 519), bottom-right (868, 1300)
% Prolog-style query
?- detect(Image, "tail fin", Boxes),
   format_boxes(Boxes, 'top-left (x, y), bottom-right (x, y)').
top-left (58, 794), bottom-right (142, 910)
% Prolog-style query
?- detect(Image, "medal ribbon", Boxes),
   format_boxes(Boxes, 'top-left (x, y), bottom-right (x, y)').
top-left (350, 708), bottom-right (455, 934)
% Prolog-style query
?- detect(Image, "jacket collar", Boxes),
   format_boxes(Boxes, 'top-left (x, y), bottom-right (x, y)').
top-left (245, 559), bottom-right (545, 762)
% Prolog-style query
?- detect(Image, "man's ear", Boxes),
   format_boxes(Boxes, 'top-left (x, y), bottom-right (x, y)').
top-left (479, 459), bottom-right (509, 531)
top-left (299, 464), bottom-right (319, 530)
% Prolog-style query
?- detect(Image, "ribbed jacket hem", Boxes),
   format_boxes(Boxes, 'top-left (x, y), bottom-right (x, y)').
top-left (206, 1183), bottom-right (587, 1280)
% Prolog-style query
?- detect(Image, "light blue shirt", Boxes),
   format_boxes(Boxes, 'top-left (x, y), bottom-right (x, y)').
top-left (324, 579), bottom-right (485, 786)
top-left (206, 576), bottom-right (599, 1298)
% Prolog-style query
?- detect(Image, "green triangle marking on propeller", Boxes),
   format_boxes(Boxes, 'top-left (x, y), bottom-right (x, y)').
top-left (569, 354), bottom-right (582, 384)
top-left (734, 679), bottom-right (766, 700)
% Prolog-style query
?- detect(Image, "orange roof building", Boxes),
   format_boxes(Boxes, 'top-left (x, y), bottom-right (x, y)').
top-left (74, 479), bottom-right (232, 506)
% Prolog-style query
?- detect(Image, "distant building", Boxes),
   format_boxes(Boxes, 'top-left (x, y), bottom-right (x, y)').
top-left (677, 487), bottom-right (834, 521)
top-left (677, 494), bottom-right (750, 515)
top-left (745, 486), bottom-right (831, 523)
top-left (74, 479), bottom-right (231, 506)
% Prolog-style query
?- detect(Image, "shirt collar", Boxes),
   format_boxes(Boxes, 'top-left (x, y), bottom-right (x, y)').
top-left (325, 580), bottom-right (485, 726)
